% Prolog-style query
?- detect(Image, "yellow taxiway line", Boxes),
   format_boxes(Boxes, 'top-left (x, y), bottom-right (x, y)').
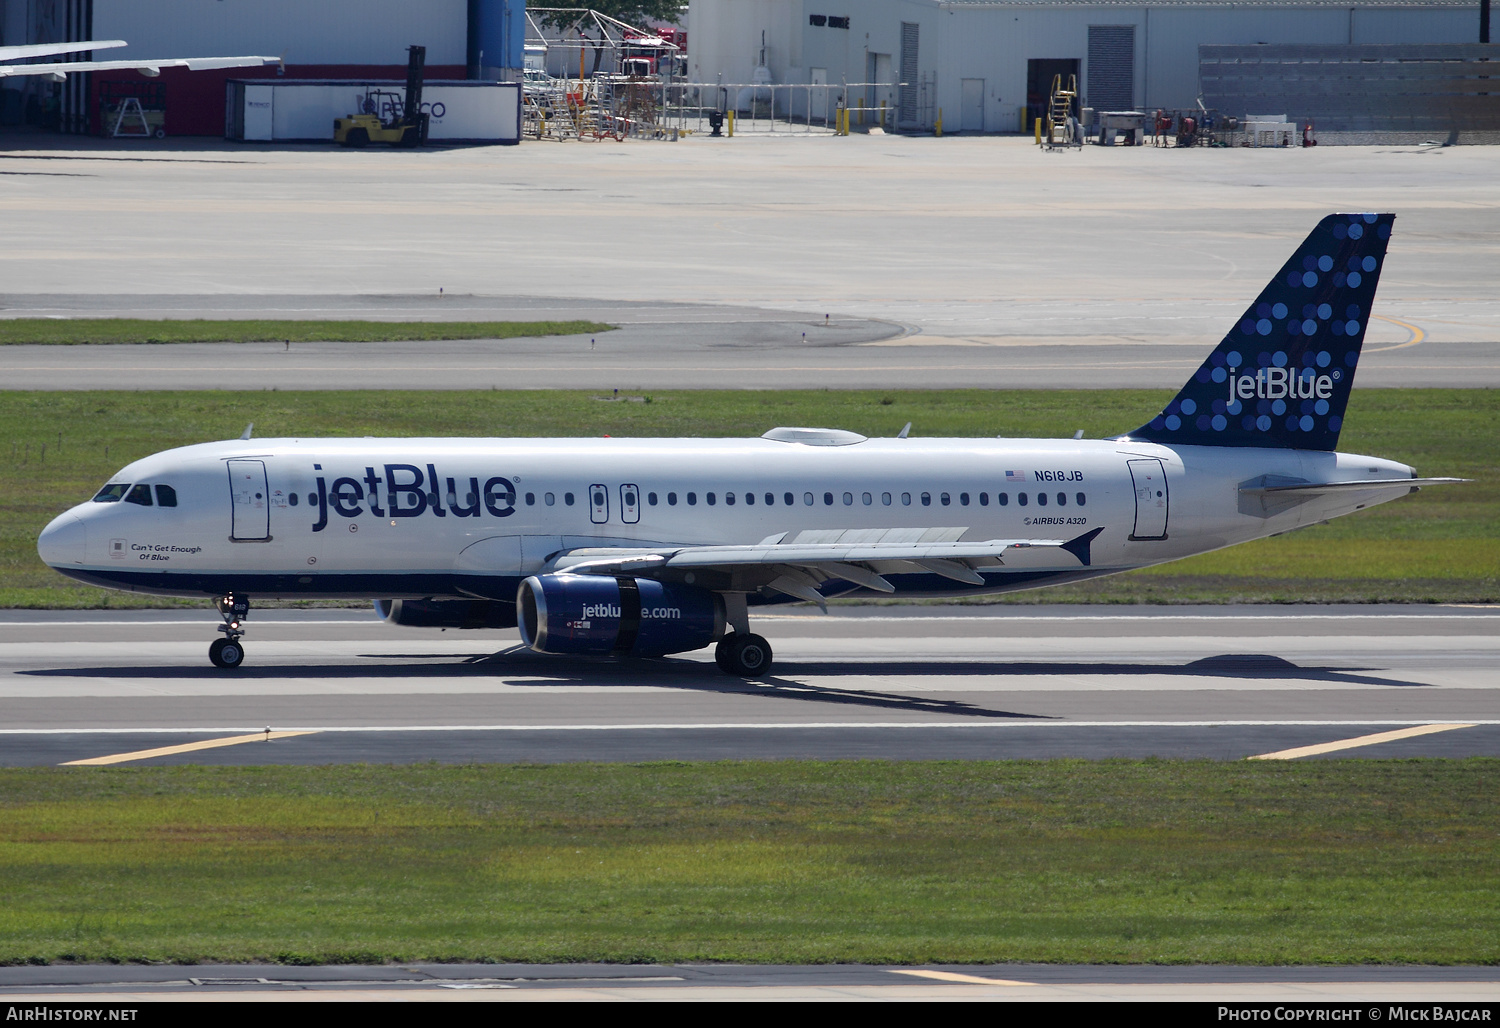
top-left (887, 969), bottom-right (1035, 987)
top-left (1247, 723), bottom-right (1473, 761)
top-left (62, 731), bottom-right (318, 766)
top-left (1367, 313), bottom-right (1427, 352)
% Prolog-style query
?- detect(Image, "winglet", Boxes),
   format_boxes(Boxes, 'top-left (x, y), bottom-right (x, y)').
top-left (1061, 527), bottom-right (1104, 566)
top-left (897, 422), bottom-right (911, 439)
top-left (239, 423), bottom-right (253, 440)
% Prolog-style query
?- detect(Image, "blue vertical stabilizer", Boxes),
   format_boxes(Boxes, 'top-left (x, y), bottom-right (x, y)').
top-left (1124, 213), bottom-right (1394, 451)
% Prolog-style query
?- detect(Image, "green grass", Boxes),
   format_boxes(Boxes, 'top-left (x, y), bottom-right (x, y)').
top-left (1, 389), bottom-right (1493, 608)
top-left (2, 761), bottom-right (1496, 966)
top-left (0, 319), bottom-right (614, 345)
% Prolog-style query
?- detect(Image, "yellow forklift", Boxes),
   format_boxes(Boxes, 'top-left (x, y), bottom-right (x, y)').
top-left (334, 45), bottom-right (430, 147)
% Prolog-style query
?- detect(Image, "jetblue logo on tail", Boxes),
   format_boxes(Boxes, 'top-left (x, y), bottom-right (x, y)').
top-left (1126, 213), bottom-right (1393, 451)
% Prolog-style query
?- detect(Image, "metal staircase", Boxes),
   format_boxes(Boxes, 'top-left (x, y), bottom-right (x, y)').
top-left (1044, 73), bottom-right (1081, 149)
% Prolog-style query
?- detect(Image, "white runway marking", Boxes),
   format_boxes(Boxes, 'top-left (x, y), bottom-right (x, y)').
top-left (9, 720), bottom-right (1500, 735)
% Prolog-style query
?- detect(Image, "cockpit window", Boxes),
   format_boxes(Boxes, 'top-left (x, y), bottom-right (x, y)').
top-left (154, 484), bottom-right (178, 508)
top-left (93, 483), bottom-right (128, 503)
top-left (124, 484), bottom-right (153, 506)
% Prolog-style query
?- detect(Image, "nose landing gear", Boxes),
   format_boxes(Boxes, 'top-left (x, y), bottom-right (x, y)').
top-left (209, 593), bottom-right (249, 669)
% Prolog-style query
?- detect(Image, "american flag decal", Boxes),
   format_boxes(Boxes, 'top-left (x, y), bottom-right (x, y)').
top-left (1005, 470), bottom-right (1028, 482)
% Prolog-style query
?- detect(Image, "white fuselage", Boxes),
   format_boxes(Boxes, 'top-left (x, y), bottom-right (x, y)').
top-left (38, 435), bottom-right (1415, 604)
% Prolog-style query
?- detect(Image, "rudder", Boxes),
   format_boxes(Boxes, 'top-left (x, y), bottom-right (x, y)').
top-left (1125, 213), bottom-right (1394, 450)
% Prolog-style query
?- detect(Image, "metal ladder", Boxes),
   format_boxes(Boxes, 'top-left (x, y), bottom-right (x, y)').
top-left (1044, 74), bottom-right (1081, 149)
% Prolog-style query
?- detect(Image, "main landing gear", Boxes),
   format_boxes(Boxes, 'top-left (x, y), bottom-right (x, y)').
top-left (715, 633), bottom-right (773, 677)
top-left (209, 593), bottom-right (249, 669)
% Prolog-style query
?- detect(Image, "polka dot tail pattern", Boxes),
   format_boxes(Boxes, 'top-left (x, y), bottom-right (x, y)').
top-left (1127, 213), bottom-right (1393, 451)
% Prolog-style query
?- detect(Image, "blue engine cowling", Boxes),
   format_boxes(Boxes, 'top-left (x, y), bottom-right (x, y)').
top-left (517, 574), bottom-right (724, 657)
top-left (375, 598), bottom-right (517, 629)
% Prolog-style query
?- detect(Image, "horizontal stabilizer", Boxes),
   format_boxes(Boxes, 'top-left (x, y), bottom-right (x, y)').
top-left (0, 55), bottom-right (278, 77)
top-left (1241, 477), bottom-right (1467, 494)
top-left (1237, 475), bottom-right (1466, 518)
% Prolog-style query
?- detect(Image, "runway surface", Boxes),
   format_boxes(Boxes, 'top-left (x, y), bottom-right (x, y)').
top-left (0, 291), bottom-right (1477, 391)
top-left (3, 961), bottom-right (1499, 1002)
top-left (2, 136), bottom-right (1497, 389)
top-left (3, 604), bottom-right (1495, 766)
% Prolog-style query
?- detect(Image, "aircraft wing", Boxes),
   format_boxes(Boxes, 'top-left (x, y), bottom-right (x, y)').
top-left (543, 526), bottom-right (1102, 606)
top-left (0, 40), bottom-right (125, 62)
top-left (0, 55), bottom-right (279, 78)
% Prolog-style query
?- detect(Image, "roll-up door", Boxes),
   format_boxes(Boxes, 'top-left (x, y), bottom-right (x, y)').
top-left (1088, 25), bottom-right (1136, 111)
top-left (898, 22), bottom-right (919, 125)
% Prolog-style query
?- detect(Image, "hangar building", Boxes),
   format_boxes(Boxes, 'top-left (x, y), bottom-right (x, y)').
top-left (0, 0), bottom-right (523, 136)
top-left (685, 0), bottom-right (1486, 134)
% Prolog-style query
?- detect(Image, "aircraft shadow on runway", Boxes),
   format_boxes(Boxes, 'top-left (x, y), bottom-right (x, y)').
top-left (20, 652), bottom-right (1431, 724)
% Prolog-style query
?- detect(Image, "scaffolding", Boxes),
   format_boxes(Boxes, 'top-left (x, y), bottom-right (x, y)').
top-left (525, 7), bottom-right (683, 81)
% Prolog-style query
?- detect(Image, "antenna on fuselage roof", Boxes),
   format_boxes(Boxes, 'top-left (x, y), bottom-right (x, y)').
top-left (239, 423), bottom-right (253, 440)
top-left (897, 422), bottom-right (911, 439)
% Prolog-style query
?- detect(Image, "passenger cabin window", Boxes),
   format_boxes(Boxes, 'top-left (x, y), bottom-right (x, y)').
top-left (93, 483), bottom-right (128, 503)
top-left (998, 493), bottom-right (1009, 506)
top-left (124, 484), bottom-right (153, 506)
top-left (687, 492), bottom-right (697, 505)
top-left (902, 492), bottom-right (911, 506)
top-left (784, 492), bottom-right (794, 505)
top-left (921, 492), bottom-right (931, 506)
top-left (648, 492), bottom-right (659, 506)
top-left (1018, 492), bottom-right (1029, 506)
top-left (1077, 493), bottom-right (1087, 506)
top-left (979, 493), bottom-right (989, 506)
top-left (154, 484), bottom-right (177, 507)
top-left (1037, 492), bottom-right (1048, 506)
top-left (668, 492), bottom-right (678, 506)
top-left (564, 492), bottom-right (576, 506)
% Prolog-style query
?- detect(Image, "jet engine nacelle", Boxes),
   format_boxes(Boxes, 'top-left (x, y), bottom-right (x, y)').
top-left (517, 574), bottom-right (724, 657)
top-left (374, 598), bottom-right (517, 630)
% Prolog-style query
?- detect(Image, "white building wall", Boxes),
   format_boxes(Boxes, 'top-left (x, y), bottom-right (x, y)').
top-left (688, 0), bottom-right (1479, 130)
top-left (686, 0), bottom-right (800, 85)
top-left (93, 0), bottom-right (467, 66)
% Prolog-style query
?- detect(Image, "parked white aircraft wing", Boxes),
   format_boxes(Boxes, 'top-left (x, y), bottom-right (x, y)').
top-left (0, 54), bottom-right (279, 78)
top-left (0, 39), bottom-right (125, 61)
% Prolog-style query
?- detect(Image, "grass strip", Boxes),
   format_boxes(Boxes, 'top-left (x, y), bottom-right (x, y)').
top-left (0, 319), bottom-right (613, 345)
top-left (0, 389), bottom-right (1492, 608)
top-left (1, 760), bottom-right (1497, 966)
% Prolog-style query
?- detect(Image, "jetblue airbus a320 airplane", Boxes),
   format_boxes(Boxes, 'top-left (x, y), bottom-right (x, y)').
top-left (38, 214), bottom-right (1460, 676)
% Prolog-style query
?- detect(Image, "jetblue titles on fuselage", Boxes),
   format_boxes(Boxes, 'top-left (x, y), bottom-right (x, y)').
top-left (310, 463), bottom-right (516, 531)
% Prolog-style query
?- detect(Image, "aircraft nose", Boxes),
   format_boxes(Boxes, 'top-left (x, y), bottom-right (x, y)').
top-left (38, 513), bottom-right (86, 567)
